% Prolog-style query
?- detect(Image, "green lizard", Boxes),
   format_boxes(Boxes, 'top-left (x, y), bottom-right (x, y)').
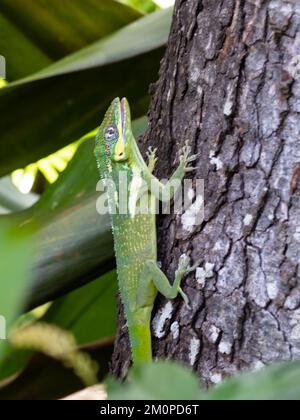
top-left (94, 98), bottom-right (199, 364)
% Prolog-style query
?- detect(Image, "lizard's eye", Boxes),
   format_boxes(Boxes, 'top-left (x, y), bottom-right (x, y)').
top-left (105, 124), bottom-right (118, 143)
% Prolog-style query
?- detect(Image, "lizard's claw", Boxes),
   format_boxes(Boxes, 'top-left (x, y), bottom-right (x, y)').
top-left (180, 145), bottom-right (192, 163)
top-left (187, 153), bottom-right (200, 163)
top-left (147, 146), bottom-right (158, 173)
top-left (178, 287), bottom-right (191, 309)
top-left (185, 167), bottom-right (197, 173)
top-left (178, 252), bottom-right (201, 275)
top-left (187, 258), bottom-right (202, 273)
top-left (147, 146), bottom-right (157, 157)
top-left (180, 145), bottom-right (199, 174)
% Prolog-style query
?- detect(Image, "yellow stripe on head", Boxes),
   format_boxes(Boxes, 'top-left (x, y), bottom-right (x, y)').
top-left (114, 117), bottom-right (125, 161)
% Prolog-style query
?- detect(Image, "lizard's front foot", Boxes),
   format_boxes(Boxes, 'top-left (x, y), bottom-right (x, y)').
top-left (175, 252), bottom-right (201, 308)
top-left (180, 144), bottom-right (199, 174)
top-left (147, 146), bottom-right (158, 173)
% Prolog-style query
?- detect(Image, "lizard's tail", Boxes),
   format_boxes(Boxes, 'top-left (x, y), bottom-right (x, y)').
top-left (127, 310), bottom-right (153, 364)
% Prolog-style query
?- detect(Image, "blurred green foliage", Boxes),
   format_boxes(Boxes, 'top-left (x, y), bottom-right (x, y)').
top-left (119, 0), bottom-right (159, 13)
top-left (108, 360), bottom-right (300, 401)
top-left (0, 219), bottom-right (35, 339)
top-left (107, 361), bottom-right (202, 400)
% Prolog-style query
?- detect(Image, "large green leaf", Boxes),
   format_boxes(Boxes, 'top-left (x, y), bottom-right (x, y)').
top-left (107, 360), bottom-right (300, 401)
top-left (0, 219), bottom-right (36, 375)
top-left (0, 340), bottom-right (114, 400)
top-left (205, 362), bottom-right (300, 401)
top-left (0, 8), bottom-right (172, 176)
top-left (24, 8), bottom-right (170, 80)
top-left (0, 271), bottom-right (117, 384)
top-left (120, 0), bottom-right (159, 13)
top-left (107, 361), bottom-right (202, 400)
top-left (0, 12), bottom-right (51, 81)
top-left (0, 0), bottom-right (142, 80)
top-left (43, 270), bottom-right (118, 345)
top-left (24, 135), bottom-right (113, 308)
top-left (0, 217), bottom-right (35, 359)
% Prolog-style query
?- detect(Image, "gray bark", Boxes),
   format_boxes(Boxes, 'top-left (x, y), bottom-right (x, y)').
top-left (111, 0), bottom-right (300, 384)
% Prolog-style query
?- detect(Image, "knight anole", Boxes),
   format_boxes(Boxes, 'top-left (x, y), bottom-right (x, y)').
top-left (94, 98), bottom-right (199, 364)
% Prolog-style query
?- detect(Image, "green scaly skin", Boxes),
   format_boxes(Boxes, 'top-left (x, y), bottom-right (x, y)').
top-left (94, 98), bottom-right (199, 364)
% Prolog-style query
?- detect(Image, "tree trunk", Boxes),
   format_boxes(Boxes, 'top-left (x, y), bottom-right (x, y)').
top-left (111, 0), bottom-right (300, 384)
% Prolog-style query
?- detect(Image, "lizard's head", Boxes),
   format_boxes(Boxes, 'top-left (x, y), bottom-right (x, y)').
top-left (94, 97), bottom-right (132, 177)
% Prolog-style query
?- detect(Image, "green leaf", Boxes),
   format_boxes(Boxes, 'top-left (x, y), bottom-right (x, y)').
top-left (43, 271), bottom-right (118, 345)
top-left (0, 271), bottom-right (117, 384)
top-left (0, 218), bottom-right (36, 359)
top-left (0, 339), bottom-right (113, 400)
top-left (0, 0), bottom-right (142, 81)
top-left (26, 137), bottom-right (113, 308)
top-left (31, 8), bottom-right (170, 80)
top-left (0, 8), bottom-right (172, 176)
top-left (0, 12), bottom-right (51, 81)
top-left (205, 362), bottom-right (300, 401)
top-left (0, 348), bottom-right (32, 385)
top-left (107, 361), bottom-right (202, 400)
top-left (0, 308), bottom-right (42, 382)
top-left (119, 0), bottom-right (159, 13)
top-left (107, 360), bottom-right (300, 401)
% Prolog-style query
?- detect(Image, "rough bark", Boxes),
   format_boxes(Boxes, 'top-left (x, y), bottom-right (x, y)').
top-left (111, 0), bottom-right (300, 384)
